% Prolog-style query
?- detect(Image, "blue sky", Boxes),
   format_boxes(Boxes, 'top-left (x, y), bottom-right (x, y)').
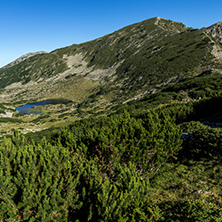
top-left (0, 0), bottom-right (221, 68)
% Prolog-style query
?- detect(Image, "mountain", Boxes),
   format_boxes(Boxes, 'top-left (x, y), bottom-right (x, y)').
top-left (1, 51), bottom-right (47, 70)
top-left (1, 18), bottom-right (221, 102)
top-left (1, 17), bottom-right (222, 220)
top-left (0, 17), bottom-right (222, 134)
top-left (202, 21), bottom-right (222, 43)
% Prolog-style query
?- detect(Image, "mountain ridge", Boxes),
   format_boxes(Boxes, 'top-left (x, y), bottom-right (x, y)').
top-left (0, 17), bottom-right (222, 117)
top-left (202, 21), bottom-right (222, 44)
top-left (2, 17), bottom-right (221, 71)
top-left (0, 51), bottom-right (47, 70)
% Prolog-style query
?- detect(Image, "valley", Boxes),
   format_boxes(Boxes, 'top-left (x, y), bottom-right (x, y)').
top-left (1, 16), bottom-right (222, 140)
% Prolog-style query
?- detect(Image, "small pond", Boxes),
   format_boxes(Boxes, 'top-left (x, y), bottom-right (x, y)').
top-left (15, 99), bottom-right (72, 114)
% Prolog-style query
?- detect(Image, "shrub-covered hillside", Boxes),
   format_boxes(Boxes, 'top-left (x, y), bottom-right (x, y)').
top-left (1, 95), bottom-right (222, 221)
top-left (1, 16), bottom-right (222, 221)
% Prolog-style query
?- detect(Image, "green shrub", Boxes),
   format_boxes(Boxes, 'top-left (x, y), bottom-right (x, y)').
top-left (158, 199), bottom-right (222, 221)
top-left (182, 124), bottom-right (222, 160)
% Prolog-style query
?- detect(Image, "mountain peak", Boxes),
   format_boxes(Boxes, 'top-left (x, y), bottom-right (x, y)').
top-left (203, 22), bottom-right (222, 43)
top-left (215, 21), bottom-right (222, 26)
top-left (154, 16), bottom-right (187, 33)
top-left (1, 51), bottom-right (47, 70)
top-left (207, 21), bottom-right (222, 28)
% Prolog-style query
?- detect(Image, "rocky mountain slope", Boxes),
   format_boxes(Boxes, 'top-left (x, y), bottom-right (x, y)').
top-left (0, 17), bottom-right (222, 111)
top-left (203, 21), bottom-right (222, 44)
top-left (1, 51), bottom-right (47, 70)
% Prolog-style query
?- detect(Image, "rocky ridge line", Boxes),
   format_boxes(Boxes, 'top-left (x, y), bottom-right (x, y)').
top-left (1, 51), bottom-right (47, 70)
top-left (202, 21), bottom-right (222, 43)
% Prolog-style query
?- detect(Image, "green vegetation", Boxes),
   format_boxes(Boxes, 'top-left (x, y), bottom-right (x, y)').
top-left (75, 18), bottom-right (214, 102)
top-left (0, 117), bottom-right (22, 123)
top-left (164, 72), bottom-right (222, 99)
top-left (1, 95), bottom-right (222, 220)
top-left (0, 110), bottom-right (181, 221)
top-left (0, 17), bottom-right (218, 107)
top-left (0, 17), bottom-right (222, 220)
top-left (0, 53), bottom-right (68, 88)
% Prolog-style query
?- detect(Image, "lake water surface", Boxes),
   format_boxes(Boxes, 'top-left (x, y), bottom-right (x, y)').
top-left (15, 99), bottom-right (71, 114)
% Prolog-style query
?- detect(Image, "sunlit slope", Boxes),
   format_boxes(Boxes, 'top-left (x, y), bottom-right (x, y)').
top-left (0, 17), bottom-right (221, 107)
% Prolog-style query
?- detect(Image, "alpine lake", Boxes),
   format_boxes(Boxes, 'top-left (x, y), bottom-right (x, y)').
top-left (15, 99), bottom-right (72, 114)
top-left (0, 98), bottom-right (80, 137)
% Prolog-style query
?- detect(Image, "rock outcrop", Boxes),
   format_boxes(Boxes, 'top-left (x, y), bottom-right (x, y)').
top-left (203, 22), bottom-right (222, 43)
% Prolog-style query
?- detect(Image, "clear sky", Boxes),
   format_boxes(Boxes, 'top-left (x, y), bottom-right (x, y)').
top-left (0, 0), bottom-right (221, 68)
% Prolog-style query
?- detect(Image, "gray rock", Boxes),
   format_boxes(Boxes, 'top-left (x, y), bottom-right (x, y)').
top-left (181, 133), bottom-right (192, 139)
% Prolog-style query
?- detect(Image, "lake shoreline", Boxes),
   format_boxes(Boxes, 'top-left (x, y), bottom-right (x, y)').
top-left (15, 99), bottom-right (72, 114)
